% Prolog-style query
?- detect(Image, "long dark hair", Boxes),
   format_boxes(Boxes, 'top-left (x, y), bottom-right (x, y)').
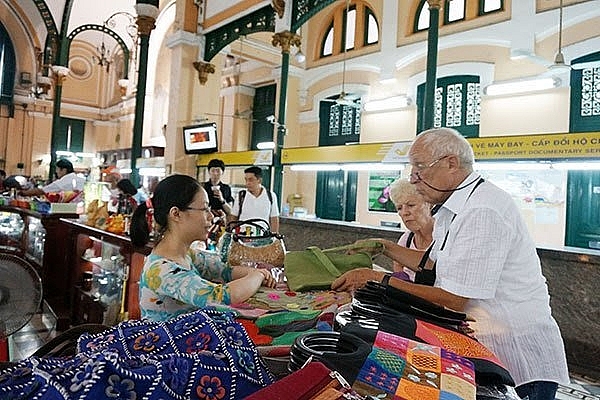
top-left (117, 178), bottom-right (137, 196)
top-left (130, 174), bottom-right (201, 247)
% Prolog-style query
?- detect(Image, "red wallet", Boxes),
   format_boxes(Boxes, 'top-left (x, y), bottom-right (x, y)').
top-left (245, 361), bottom-right (348, 400)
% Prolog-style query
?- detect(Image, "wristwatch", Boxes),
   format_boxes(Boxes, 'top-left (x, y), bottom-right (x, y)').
top-left (381, 273), bottom-right (392, 286)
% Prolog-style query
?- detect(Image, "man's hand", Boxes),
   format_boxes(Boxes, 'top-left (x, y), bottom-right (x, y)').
top-left (331, 268), bottom-right (385, 292)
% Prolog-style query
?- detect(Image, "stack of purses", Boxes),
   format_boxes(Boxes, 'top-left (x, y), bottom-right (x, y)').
top-left (344, 282), bottom-right (515, 387)
top-left (353, 280), bottom-right (468, 329)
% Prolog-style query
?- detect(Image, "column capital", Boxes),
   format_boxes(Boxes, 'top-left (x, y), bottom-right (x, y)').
top-left (271, 31), bottom-right (301, 54)
top-left (193, 60), bottom-right (215, 85)
top-left (136, 15), bottom-right (157, 36)
top-left (272, 0), bottom-right (285, 18)
top-left (426, 0), bottom-right (443, 9)
top-left (51, 65), bottom-right (70, 86)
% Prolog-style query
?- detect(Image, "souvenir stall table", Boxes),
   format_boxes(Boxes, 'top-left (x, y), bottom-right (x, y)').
top-left (213, 270), bottom-right (353, 378)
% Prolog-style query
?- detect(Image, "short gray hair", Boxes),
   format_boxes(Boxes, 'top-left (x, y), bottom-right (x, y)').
top-left (389, 178), bottom-right (423, 207)
top-left (414, 128), bottom-right (474, 172)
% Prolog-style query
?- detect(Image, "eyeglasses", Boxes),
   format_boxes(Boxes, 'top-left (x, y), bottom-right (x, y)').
top-left (411, 155), bottom-right (450, 172)
top-left (184, 205), bottom-right (211, 213)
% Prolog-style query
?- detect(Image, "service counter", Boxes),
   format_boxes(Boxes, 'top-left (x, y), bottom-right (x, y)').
top-left (279, 216), bottom-right (600, 379)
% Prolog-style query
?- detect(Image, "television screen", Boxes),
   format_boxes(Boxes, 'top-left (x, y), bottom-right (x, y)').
top-left (183, 122), bottom-right (218, 154)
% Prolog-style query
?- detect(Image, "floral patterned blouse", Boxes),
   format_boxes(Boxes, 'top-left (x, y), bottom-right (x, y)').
top-left (139, 242), bottom-right (233, 321)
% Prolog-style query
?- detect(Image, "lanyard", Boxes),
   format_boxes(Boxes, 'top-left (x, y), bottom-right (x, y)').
top-left (415, 177), bottom-right (485, 285)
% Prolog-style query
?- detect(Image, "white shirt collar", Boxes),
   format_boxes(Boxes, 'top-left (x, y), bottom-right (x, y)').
top-left (439, 172), bottom-right (482, 216)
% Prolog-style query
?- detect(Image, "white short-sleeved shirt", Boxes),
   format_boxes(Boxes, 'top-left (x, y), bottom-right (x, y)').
top-left (430, 172), bottom-right (569, 386)
top-left (231, 186), bottom-right (279, 230)
top-left (43, 172), bottom-right (86, 193)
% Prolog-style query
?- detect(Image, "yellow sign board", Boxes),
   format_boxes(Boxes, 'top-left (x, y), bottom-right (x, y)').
top-left (281, 142), bottom-right (412, 164)
top-left (469, 132), bottom-right (600, 160)
top-left (196, 150), bottom-right (273, 167)
top-left (200, 132), bottom-right (600, 166)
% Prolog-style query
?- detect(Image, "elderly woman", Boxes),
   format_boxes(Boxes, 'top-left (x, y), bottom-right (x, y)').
top-left (389, 178), bottom-right (434, 281)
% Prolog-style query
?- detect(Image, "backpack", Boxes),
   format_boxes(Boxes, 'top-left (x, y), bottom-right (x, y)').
top-left (237, 189), bottom-right (273, 217)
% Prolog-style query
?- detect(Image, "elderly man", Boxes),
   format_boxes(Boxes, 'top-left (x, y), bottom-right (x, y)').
top-left (332, 128), bottom-right (569, 400)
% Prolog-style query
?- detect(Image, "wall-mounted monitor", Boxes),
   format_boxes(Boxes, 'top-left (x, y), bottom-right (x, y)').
top-left (182, 122), bottom-right (218, 154)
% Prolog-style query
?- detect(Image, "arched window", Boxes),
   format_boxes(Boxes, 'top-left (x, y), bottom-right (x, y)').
top-left (0, 22), bottom-right (16, 106)
top-left (414, 0), bottom-right (503, 32)
top-left (446, 0), bottom-right (466, 24)
top-left (319, 1), bottom-right (379, 58)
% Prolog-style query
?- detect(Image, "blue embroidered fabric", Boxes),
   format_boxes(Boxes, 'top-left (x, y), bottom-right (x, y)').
top-left (0, 308), bottom-right (274, 399)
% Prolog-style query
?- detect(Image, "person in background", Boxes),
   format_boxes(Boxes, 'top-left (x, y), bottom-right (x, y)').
top-left (101, 168), bottom-right (122, 213)
top-left (202, 158), bottom-right (234, 218)
top-left (331, 128), bottom-right (569, 400)
top-left (116, 178), bottom-right (147, 214)
top-left (0, 169), bottom-right (6, 192)
top-left (229, 166), bottom-right (279, 233)
top-left (19, 159), bottom-right (85, 197)
top-left (129, 174), bottom-right (276, 322)
top-left (147, 176), bottom-right (160, 197)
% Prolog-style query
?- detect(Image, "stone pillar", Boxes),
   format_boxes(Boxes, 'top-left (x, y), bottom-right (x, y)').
top-left (271, 30), bottom-right (301, 201)
top-left (422, 0), bottom-right (442, 131)
top-left (130, 1), bottom-right (159, 187)
top-left (49, 65), bottom-right (70, 180)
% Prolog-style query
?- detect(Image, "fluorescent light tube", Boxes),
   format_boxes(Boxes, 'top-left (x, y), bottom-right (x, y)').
top-left (485, 77), bottom-right (559, 96)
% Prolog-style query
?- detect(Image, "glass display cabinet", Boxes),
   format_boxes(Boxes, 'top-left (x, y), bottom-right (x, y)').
top-left (60, 218), bottom-right (152, 326)
top-left (72, 238), bottom-right (127, 326)
top-left (26, 216), bottom-right (46, 266)
top-left (0, 211), bottom-right (25, 253)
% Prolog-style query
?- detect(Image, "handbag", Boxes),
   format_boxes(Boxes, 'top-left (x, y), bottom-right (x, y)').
top-left (284, 241), bottom-right (383, 292)
top-left (343, 282), bottom-right (516, 387)
top-left (245, 361), bottom-right (355, 400)
top-left (221, 218), bottom-right (286, 267)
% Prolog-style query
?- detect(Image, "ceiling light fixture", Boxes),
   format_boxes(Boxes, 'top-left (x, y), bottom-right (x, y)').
top-left (548, 0), bottom-right (571, 75)
top-left (294, 49), bottom-right (306, 64)
top-left (93, 34), bottom-right (111, 72)
top-left (364, 95), bottom-right (411, 112)
top-left (484, 77), bottom-right (559, 96)
top-left (257, 141), bottom-right (276, 150)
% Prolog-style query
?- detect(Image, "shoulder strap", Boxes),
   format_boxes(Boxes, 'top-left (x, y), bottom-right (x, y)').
top-left (238, 190), bottom-right (246, 216)
top-left (307, 246), bottom-right (343, 277)
top-left (406, 231), bottom-right (415, 248)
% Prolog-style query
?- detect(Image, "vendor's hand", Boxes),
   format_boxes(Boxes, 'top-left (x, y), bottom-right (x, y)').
top-left (257, 268), bottom-right (276, 288)
top-left (331, 268), bottom-right (385, 292)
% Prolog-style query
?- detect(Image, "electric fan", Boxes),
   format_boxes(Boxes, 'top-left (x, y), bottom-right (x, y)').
top-left (0, 253), bottom-right (43, 362)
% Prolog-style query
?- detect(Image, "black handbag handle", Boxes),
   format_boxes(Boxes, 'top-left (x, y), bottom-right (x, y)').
top-left (226, 218), bottom-right (284, 240)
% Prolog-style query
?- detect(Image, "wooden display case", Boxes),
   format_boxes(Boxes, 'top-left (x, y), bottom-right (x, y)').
top-left (59, 219), bottom-right (151, 326)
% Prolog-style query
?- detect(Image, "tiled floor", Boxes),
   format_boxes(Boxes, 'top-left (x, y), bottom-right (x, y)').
top-left (7, 301), bottom-right (60, 361)
top-left (6, 305), bottom-right (600, 400)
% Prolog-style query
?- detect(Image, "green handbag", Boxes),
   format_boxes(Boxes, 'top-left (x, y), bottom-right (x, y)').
top-left (284, 241), bottom-right (384, 292)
